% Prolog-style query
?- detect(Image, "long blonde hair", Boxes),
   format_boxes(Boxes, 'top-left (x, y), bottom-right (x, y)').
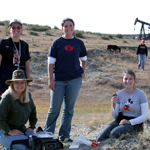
top-left (9, 81), bottom-right (30, 103)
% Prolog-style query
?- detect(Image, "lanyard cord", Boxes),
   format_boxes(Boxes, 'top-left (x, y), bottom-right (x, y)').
top-left (12, 38), bottom-right (21, 69)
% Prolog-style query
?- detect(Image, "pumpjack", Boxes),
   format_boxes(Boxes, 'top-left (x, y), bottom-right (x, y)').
top-left (134, 18), bottom-right (150, 40)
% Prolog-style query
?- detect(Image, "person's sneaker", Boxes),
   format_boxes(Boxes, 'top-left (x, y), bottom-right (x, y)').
top-left (60, 138), bottom-right (73, 143)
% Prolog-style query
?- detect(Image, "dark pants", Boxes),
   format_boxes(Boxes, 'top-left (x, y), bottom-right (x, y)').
top-left (0, 65), bottom-right (26, 95)
top-left (0, 73), bottom-right (11, 94)
top-left (96, 113), bottom-right (143, 141)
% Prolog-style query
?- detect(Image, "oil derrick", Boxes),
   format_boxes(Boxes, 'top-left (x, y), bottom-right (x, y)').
top-left (134, 18), bottom-right (150, 40)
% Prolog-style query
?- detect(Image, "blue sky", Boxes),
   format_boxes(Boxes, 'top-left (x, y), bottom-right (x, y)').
top-left (1, 0), bottom-right (150, 34)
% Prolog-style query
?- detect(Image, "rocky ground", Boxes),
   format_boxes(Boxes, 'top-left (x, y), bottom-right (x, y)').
top-left (1, 121), bottom-right (150, 150)
top-left (1, 24), bottom-right (150, 149)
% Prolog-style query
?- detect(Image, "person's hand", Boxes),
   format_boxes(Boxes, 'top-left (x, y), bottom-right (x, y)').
top-left (136, 55), bottom-right (138, 58)
top-left (25, 128), bottom-right (34, 134)
top-left (119, 119), bottom-right (131, 125)
top-left (8, 129), bottom-right (23, 136)
top-left (111, 94), bottom-right (118, 109)
top-left (81, 72), bottom-right (85, 78)
top-left (111, 96), bottom-right (118, 104)
top-left (48, 79), bottom-right (55, 90)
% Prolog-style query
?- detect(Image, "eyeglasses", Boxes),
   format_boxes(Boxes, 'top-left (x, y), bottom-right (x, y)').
top-left (11, 26), bottom-right (22, 30)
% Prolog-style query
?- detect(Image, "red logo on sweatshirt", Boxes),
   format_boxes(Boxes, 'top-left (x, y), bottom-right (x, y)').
top-left (65, 45), bottom-right (73, 52)
top-left (123, 105), bottom-right (129, 110)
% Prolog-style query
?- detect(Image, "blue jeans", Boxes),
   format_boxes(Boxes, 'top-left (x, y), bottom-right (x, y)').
top-left (44, 77), bottom-right (82, 140)
top-left (138, 54), bottom-right (146, 70)
top-left (96, 118), bottom-right (143, 141)
top-left (0, 129), bottom-right (33, 150)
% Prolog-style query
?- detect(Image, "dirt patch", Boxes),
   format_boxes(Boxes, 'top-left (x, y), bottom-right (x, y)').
top-left (1, 24), bottom-right (150, 149)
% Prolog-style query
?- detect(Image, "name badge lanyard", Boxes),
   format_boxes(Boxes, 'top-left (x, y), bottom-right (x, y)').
top-left (12, 40), bottom-right (21, 70)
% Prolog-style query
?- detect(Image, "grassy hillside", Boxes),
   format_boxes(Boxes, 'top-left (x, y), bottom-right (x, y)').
top-left (1, 22), bottom-right (150, 149)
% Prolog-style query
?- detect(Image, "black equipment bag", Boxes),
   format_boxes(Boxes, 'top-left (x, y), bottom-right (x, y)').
top-left (29, 135), bottom-right (63, 150)
top-left (10, 127), bottom-right (63, 150)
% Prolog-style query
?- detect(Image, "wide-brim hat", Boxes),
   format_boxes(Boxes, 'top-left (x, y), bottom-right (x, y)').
top-left (5, 70), bottom-right (32, 85)
top-left (9, 19), bottom-right (22, 26)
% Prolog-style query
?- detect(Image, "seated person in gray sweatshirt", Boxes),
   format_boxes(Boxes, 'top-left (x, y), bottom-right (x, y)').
top-left (96, 69), bottom-right (149, 141)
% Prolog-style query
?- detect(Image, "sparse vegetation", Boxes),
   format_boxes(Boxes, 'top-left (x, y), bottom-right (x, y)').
top-left (101, 35), bottom-right (110, 40)
top-left (54, 26), bottom-right (59, 30)
top-left (116, 34), bottom-right (123, 38)
top-left (0, 23), bottom-right (150, 150)
top-left (44, 31), bottom-right (52, 36)
top-left (0, 21), bottom-right (5, 25)
top-left (123, 40), bottom-right (127, 43)
top-left (29, 25), bottom-right (51, 31)
top-left (29, 31), bottom-right (39, 36)
top-left (0, 20), bottom-right (9, 26)
top-left (75, 30), bottom-right (85, 38)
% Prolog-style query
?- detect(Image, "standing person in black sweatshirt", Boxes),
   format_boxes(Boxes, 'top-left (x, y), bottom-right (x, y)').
top-left (136, 38), bottom-right (148, 71)
top-left (0, 19), bottom-right (31, 94)
top-left (44, 18), bottom-right (87, 142)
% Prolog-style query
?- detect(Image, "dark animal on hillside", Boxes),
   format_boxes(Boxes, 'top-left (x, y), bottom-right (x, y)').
top-left (106, 45), bottom-right (121, 54)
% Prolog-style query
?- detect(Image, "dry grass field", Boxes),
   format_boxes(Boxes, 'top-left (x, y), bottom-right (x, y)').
top-left (1, 23), bottom-right (150, 149)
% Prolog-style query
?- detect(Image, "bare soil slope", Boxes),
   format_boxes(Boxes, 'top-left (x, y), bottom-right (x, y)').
top-left (0, 24), bottom-right (150, 149)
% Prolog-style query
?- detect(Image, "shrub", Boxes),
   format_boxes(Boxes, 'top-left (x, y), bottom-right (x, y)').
top-left (87, 32), bottom-right (101, 36)
top-left (101, 35), bottom-right (109, 40)
top-left (93, 32), bottom-right (102, 36)
top-left (22, 23), bottom-right (28, 26)
top-left (123, 40), bottom-right (127, 43)
top-left (29, 31), bottom-right (39, 36)
top-left (116, 34), bottom-right (123, 38)
top-left (54, 26), bottom-right (59, 30)
top-left (0, 21), bottom-right (5, 25)
top-left (108, 34), bottom-right (114, 39)
top-left (29, 25), bottom-right (51, 31)
top-left (45, 31), bottom-right (51, 36)
top-left (75, 30), bottom-right (85, 38)
top-left (1, 20), bottom-right (9, 26)
top-left (85, 31), bottom-right (101, 35)
top-left (86, 31), bottom-right (93, 34)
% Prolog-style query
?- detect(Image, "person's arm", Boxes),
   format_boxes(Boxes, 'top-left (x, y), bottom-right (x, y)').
top-left (129, 102), bottom-right (148, 125)
top-left (48, 63), bottom-right (55, 90)
top-left (25, 60), bottom-right (30, 79)
top-left (146, 46), bottom-right (148, 57)
top-left (28, 93), bottom-right (37, 130)
top-left (111, 96), bottom-right (119, 119)
top-left (80, 55), bottom-right (87, 79)
top-left (8, 129), bottom-right (23, 136)
top-left (111, 93), bottom-right (118, 109)
top-left (25, 128), bottom-right (34, 134)
top-left (136, 45), bottom-right (140, 57)
top-left (81, 61), bottom-right (87, 78)
top-left (0, 94), bottom-right (24, 136)
top-left (47, 57), bottom-right (56, 90)
top-left (0, 95), bottom-right (11, 134)
top-left (111, 97), bottom-right (117, 109)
